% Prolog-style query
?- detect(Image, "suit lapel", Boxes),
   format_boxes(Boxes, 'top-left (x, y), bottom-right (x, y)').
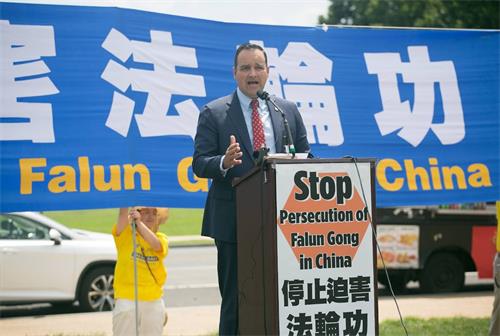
top-left (267, 99), bottom-right (284, 153)
top-left (226, 92), bottom-right (253, 159)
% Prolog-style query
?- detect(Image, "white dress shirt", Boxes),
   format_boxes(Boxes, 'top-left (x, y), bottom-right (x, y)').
top-left (219, 89), bottom-right (278, 174)
top-left (236, 87), bottom-right (276, 154)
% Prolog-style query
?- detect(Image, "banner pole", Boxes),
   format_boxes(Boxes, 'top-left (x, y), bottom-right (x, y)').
top-left (131, 219), bottom-right (139, 336)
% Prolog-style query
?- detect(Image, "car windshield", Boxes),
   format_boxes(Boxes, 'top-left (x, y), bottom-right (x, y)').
top-left (0, 214), bottom-right (69, 240)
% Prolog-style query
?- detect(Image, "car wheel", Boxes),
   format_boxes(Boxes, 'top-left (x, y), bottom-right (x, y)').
top-left (419, 252), bottom-right (464, 293)
top-left (78, 266), bottom-right (114, 312)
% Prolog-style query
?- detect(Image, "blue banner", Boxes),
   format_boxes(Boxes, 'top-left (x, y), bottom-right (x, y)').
top-left (1, 2), bottom-right (499, 211)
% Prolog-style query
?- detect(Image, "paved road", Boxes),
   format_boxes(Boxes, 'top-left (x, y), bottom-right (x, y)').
top-left (0, 245), bottom-right (222, 318)
top-left (164, 246), bottom-right (220, 307)
top-left (0, 288), bottom-right (494, 335)
top-left (166, 246), bottom-right (495, 306)
top-left (0, 245), bottom-right (494, 316)
top-left (0, 245), bottom-right (495, 335)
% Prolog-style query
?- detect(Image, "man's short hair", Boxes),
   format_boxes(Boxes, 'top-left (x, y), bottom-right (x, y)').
top-left (234, 43), bottom-right (268, 68)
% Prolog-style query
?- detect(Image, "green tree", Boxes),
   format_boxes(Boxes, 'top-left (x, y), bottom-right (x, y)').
top-left (318, 0), bottom-right (499, 29)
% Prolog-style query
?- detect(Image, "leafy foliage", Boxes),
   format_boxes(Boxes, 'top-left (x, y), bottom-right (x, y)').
top-left (318, 0), bottom-right (500, 29)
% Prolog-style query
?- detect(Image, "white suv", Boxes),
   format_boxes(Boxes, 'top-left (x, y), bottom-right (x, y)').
top-left (0, 212), bottom-right (116, 312)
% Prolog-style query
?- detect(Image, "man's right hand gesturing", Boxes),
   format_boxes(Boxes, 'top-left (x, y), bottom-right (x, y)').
top-left (222, 135), bottom-right (243, 169)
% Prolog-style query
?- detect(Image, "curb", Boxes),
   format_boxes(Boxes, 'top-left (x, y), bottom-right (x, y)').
top-left (168, 235), bottom-right (214, 248)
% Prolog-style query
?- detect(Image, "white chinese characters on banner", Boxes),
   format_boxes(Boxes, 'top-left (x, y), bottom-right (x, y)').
top-left (0, 20), bottom-right (59, 143)
top-left (250, 40), bottom-right (344, 146)
top-left (101, 29), bottom-right (206, 138)
top-left (364, 46), bottom-right (465, 147)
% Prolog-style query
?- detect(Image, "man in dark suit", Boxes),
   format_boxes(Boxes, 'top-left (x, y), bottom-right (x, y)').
top-left (192, 43), bottom-right (310, 335)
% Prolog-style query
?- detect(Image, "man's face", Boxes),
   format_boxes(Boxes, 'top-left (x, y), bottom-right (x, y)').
top-left (233, 48), bottom-right (269, 98)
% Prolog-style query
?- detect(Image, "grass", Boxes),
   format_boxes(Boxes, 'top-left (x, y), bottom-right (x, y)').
top-left (379, 317), bottom-right (489, 335)
top-left (43, 208), bottom-right (204, 237)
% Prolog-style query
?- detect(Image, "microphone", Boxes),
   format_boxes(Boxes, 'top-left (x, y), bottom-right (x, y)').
top-left (256, 90), bottom-right (270, 100)
top-left (257, 90), bottom-right (296, 155)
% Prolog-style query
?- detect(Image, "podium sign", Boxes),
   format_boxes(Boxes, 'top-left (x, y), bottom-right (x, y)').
top-left (275, 161), bottom-right (377, 335)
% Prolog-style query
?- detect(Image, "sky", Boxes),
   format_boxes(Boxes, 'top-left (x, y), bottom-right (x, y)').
top-left (2, 0), bottom-right (331, 26)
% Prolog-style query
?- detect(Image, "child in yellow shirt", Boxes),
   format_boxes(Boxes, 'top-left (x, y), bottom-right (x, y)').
top-left (112, 207), bottom-right (169, 336)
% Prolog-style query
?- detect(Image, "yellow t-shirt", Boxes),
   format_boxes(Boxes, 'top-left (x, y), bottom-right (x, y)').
top-left (112, 224), bottom-right (168, 301)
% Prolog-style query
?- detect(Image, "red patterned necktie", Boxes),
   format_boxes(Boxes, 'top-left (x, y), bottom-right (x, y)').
top-left (251, 99), bottom-right (265, 151)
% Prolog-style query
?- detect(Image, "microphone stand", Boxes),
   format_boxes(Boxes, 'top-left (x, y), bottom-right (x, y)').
top-left (257, 90), bottom-right (296, 157)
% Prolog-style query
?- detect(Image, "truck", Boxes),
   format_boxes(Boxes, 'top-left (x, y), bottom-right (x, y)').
top-left (376, 203), bottom-right (497, 293)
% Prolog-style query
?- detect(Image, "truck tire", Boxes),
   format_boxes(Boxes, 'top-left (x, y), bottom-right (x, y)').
top-left (419, 252), bottom-right (464, 293)
top-left (78, 266), bottom-right (114, 312)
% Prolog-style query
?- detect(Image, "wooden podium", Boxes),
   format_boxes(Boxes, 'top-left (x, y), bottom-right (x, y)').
top-left (233, 158), bottom-right (378, 335)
